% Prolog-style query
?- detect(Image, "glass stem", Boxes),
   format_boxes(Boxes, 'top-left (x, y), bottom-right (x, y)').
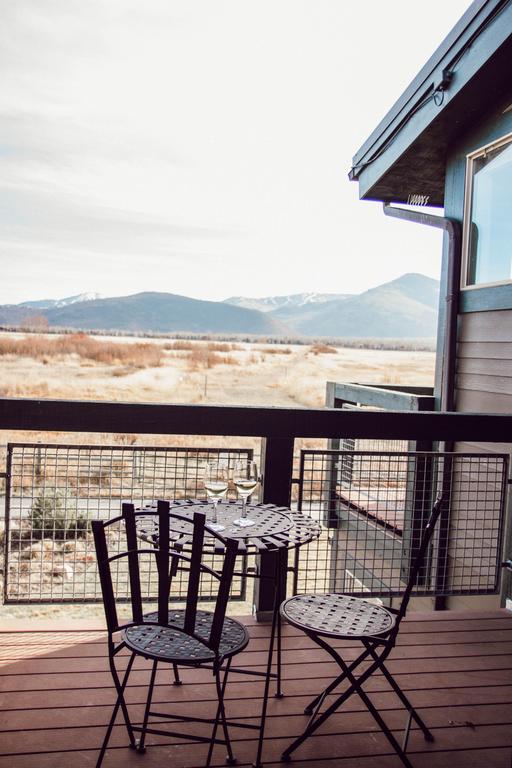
top-left (212, 499), bottom-right (219, 524)
top-left (241, 496), bottom-right (247, 519)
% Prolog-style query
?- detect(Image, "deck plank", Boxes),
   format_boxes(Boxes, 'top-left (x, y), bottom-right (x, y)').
top-left (0, 611), bottom-right (511, 767)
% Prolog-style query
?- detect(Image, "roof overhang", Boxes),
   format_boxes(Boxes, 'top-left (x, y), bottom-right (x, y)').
top-left (349, 0), bottom-right (512, 206)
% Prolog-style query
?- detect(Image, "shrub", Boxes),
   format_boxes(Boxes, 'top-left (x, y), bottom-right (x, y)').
top-left (257, 346), bottom-right (292, 355)
top-left (206, 342), bottom-right (241, 352)
top-left (0, 333), bottom-right (163, 368)
top-left (187, 348), bottom-right (229, 369)
top-left (163, 340), bottom-right (195, 351)
top-left (310, 343), bottom-right (337, 355)
top-left (30, 490), bottom-right (89, 540)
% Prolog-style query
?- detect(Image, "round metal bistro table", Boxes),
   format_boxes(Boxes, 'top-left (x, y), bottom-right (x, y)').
top-left (137, 498), bottom-right (320, 555)
top-left (137, 499), bottom-right (321, 767)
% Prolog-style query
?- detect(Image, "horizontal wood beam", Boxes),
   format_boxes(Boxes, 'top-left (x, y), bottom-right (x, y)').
top-left (330, 382), bottom-right (435, 411)
top-left (1, 397), bottom-right (512, 443)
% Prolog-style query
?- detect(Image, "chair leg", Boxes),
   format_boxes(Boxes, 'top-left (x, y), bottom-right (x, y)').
top-left (366, 647), bottom-right (434, 742)
top-left (283, 637), bottom-right (384, 761)
top-left (206, 658), bottom-right (233, 768)
top-left (283, 633), bottom-right (417, 768)
top-left (343, 657), bottom-right (415, 768)
top-left (254, 576), bottom-right (281, 768)
top-left (96, 652), bottom-right (136, 768)
top-left (281, 668), bottom-right (377, 764)
top-left (137, 660), bottom-right (158, 754)
top-left (172, 663), bottom-right (182, 686)
top-left (303, 645), bottom-right (372, 715)
top-left (275, 608), bottom-right (284, 698)
top-left (214, 664), bottom-right (237, 766)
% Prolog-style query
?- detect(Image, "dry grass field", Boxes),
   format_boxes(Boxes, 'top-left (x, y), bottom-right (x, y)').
top-left (0, 331), bottom-right (435, 620)
top-left (0, 331), bottom-right (435, 410)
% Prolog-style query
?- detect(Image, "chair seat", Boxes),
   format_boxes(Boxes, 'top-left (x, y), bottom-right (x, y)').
top-left (281, 593), bottom-right (396, 639)
top-left (123, 609), bottom-right (249, 663)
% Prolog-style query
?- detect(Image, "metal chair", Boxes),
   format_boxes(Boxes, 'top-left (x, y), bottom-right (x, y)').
top-left (92, 500), bottom-right (249, 767)
top-left (279, 495), bottom-right (445, 768)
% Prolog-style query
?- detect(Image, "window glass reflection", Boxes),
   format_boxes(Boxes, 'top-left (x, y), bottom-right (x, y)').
top-left (467, 139), bottom-right (512, 286)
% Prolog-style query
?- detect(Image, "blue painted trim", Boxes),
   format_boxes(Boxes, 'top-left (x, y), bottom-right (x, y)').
top-left (460, 283), bottom-right (512, 312)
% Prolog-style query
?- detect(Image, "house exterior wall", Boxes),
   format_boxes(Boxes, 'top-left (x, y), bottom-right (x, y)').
top-left (438, 89), bottom-right (512, 609)
top-left (457, 310), bottom-right (512, 413)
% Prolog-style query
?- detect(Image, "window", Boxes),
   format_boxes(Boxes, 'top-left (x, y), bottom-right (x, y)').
top-left (463, 132), bottom-right (512, 288)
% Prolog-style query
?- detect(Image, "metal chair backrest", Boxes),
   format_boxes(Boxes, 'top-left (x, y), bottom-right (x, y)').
top-left (393, 494), bottom-right (445, 628)
top-left (92, 499), bottom-right (239, 654)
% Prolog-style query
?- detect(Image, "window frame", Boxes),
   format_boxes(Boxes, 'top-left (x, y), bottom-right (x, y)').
top-left (461, 130), bottom-right (512, 290)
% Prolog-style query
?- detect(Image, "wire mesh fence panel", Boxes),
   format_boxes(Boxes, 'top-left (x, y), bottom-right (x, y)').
top-left (296, 450), bottom-right (508, 599)
top-left (4, 443), bottom-right (252, 603)
top-left (337, 405), bottom-right (410, 455)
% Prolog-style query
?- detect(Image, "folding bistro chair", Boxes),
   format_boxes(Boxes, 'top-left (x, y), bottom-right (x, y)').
top-left (92, 500), bottom-right (250, 767)
top-left (279, 495), bottom-right (444, 768)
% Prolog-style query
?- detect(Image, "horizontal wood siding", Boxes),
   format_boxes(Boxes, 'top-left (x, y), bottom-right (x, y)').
top-left (456, 310), bottom-right (512, 414)
top-left (453, 311), bottom-right (512, 610)
top-left (457, 358), bottom-right (512, 377)
top-left (458, 341), bottom-right (512, 359)
top-left (458, 310), bottom-right (512, 343)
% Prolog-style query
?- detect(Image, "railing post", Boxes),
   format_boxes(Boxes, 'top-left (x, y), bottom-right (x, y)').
top-left (325, 382), bottom-right (342, 528)
top-left (3, 446), bottom-right (12, 604)
top-left (254, 436), bottom-right (295, 620)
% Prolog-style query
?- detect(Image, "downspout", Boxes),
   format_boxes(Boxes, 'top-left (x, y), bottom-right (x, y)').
top-left (382, 204), bottom-right (462, 414)
top-left (383, 204), bottom-right (462, 612)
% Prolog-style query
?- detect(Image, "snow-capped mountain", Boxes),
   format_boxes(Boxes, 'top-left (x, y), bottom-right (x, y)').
top-left (19, 293), bottom-right (103, 309)
top-left (1, 274), bottom-right (440, 338)
top-left (223, 292), bottom-right (350, 313)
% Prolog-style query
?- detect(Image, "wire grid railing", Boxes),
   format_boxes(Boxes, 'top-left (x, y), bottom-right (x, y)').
top-left (296, 450), bottom-right (508, 599)
top-left (4, 443), bottom-right (253, 603)
top-left (337, 404), bottom-right (410, 456)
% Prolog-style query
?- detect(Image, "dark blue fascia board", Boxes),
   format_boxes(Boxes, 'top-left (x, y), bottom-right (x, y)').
top-left (350, 0), bottom-right (512, 200)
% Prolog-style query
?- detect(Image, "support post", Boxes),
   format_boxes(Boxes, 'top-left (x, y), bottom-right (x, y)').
top-left (325, 382), bottom-right (342, 529)
top-left (254, 436), bottom-right (295, 620)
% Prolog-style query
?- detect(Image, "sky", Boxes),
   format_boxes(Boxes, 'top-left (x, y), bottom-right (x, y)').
top-left (1, 0), bottom-right (471, 305)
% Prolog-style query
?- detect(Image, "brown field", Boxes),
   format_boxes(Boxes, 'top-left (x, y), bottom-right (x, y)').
top-left (0, 330), bottom-right (435, 409)
top-left (0, 331), bottom-right (435, 619)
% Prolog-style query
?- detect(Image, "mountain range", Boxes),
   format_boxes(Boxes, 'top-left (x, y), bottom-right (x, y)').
top-left (223, 292), bottom-right (350, 313)
top-left (19, 292), bottom-right (103, 310)
top-left (1, 273), bottom-right (439, 339)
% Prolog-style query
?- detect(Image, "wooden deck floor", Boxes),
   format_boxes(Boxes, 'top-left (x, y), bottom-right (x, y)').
top-left (1, 611), bottom-right (511, 768)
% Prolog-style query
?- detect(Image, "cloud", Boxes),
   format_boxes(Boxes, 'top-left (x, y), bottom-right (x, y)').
top-left (0, 1), bottom-right (471, 304)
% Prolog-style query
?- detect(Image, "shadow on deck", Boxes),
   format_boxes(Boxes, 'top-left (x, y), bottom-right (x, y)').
top-left (0, 611), bottom-right (511, 768)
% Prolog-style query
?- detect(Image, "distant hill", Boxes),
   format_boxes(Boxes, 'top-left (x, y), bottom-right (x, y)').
top-left (0, 292), bottom-right (285, 335)
top-left (0, 274), bottom-right (439, 338)
top-left (267, 273), bottom-right (439, 338)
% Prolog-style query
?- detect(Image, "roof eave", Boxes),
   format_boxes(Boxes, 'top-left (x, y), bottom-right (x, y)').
top-left (350, 0), bottom-right (512, 205)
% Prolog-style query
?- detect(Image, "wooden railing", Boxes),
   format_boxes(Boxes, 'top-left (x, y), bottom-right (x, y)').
top-left (2, 396), bottom-right (512, 441)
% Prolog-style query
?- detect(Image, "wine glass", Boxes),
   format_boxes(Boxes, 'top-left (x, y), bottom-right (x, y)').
top-left (203, 460), bottom-right (228, 532)
top-left (232, 460), bottom-right (259, 527)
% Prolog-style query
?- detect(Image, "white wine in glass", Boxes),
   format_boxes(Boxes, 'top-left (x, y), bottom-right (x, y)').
top-left (203, 460), bottom-right (228, 532)
top-left (233, 460), bottom-right (259, 527)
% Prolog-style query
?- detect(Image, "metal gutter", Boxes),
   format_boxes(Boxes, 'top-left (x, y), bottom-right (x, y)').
top-left (383, 205), bottom-right (463, 614)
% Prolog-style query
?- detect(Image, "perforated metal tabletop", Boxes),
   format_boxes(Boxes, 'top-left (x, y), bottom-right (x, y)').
top-left (137, 499), bottom-right (321, 554)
